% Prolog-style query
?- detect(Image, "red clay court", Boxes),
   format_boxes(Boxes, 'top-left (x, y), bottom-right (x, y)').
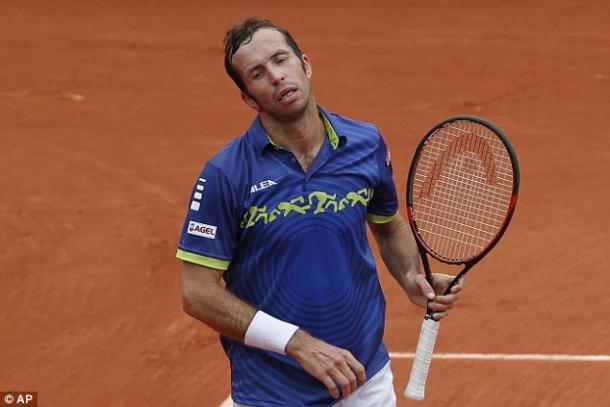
top-left (1, 1), bottom-right (609, 406)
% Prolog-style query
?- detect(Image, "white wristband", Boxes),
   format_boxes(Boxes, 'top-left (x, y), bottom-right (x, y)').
top-left (244, 311), bottom-right (299, 355)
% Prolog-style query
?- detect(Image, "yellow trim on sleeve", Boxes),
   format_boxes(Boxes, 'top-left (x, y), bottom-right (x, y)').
top-left (366, 211), bottom-right (397, 224)
top-left (176, 249), bottom-right (230, 270)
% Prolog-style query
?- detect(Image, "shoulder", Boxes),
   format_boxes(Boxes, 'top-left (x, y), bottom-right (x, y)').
top-left (201, 132), bottom-right (254, 195)
top-left (207, 135), bottom-right (247, 169)
top-left (205, 116), bottom-right (267, 175)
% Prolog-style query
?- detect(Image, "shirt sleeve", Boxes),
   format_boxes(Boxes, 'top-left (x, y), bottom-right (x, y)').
top-left (176, 162), bottom-right (240, 270)
top-left (366, 134), bottom-right (399, 224)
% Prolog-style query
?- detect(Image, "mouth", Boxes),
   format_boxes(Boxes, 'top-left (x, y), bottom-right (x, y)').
top-left (277, 87), bottom-right (298, 102)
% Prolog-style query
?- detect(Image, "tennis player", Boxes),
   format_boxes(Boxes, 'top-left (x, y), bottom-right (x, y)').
top-left (177, 17), bottom-right (462, 406)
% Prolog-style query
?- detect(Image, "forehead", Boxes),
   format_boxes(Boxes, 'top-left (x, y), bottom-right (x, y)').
top-left (232, 28), bottom-right (293, 72)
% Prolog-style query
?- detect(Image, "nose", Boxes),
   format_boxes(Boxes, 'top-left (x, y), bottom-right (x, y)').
top-left (268, 66), bottom-right (285, 84)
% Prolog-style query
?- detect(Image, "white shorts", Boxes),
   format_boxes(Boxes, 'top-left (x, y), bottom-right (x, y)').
top-left (233, 361), bottom-right (396, 407)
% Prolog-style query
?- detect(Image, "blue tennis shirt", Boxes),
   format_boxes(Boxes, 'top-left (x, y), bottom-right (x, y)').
top-left (177, 107), bottom-right (398, 406)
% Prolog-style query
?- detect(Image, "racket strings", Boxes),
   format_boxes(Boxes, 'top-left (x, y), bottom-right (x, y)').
top-left (412, 120), bottom-right (514, 262)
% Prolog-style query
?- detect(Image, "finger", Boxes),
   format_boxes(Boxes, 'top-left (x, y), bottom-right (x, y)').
top-left (326, 365), bottom-right (353, 399)
top-left (432, 310), bottom-right (449, 320)
top-left (428, 300), bottom-right (453, 312)
top-left (337, 363), bottom-right (357, 394)
top-left (320, 374), bottom-right (340, 399)
top-left (416, 274), bottom-right (436, 300)
top-left (343, 351), bottom-right (366, 386)
top-left (450, 280), bottom-right (464, 294)
top-left (333, 366), bottom-right (354, 398)
top-left (335, 371), bottom-right (356, 397)
top-left (434, 292), bottom-right (460, 305)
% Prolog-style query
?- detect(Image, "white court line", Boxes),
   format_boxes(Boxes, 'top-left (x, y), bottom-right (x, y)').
top-left (389, 352), bottom-right (610, 362)
top-left (219, 352), bottom-right (610, 406)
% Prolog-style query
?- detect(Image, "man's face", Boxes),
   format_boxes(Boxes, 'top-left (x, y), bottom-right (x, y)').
top-left (231, 28), bottom-right (313, 121)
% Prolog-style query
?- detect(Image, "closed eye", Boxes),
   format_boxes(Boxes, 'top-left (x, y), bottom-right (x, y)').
top-left (274, 52), bottom-right (291, 64)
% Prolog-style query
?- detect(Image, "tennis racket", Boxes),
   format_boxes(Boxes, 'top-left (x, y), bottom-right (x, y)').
top-left (404, 116), bottom-right (520, 400)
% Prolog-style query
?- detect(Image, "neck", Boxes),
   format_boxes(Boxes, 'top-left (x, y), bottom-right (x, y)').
top-left (259, 100), bottom-right (325, 156)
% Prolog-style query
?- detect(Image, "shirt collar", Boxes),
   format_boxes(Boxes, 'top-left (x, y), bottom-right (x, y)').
top-left (248, 106), bottom-right (347, 155)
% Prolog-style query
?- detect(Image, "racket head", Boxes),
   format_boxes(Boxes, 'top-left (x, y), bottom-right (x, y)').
top-left (406, 116), bottom-right (519, 265)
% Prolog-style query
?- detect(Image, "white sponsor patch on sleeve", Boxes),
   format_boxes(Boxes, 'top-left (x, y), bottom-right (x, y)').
top-left (190, 201), bottom-right (201, 211)
top-left (187, 221), bottom-right (217, 239)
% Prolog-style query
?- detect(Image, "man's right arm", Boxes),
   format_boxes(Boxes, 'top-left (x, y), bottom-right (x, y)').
top-left (180, 261), bottom-right (366, 399)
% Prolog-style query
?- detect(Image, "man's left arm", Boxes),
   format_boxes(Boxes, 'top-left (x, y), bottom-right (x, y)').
top-left (368, 213), bottom-right (462, 320)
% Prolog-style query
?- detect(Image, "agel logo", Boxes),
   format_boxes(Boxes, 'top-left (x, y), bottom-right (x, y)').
top-left (187, 221), bottom-right (217, 239)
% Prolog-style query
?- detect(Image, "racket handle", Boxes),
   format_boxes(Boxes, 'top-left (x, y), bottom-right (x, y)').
top-left (404, 316), bottom-right (440, 400)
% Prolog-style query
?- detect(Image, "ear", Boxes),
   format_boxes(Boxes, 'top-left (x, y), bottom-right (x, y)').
top-left (301, 54), bottom-right (312, 78)
top-left (241, 91), bottom-right (261, 112)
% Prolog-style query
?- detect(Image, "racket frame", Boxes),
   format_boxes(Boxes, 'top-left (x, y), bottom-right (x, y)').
top-left (406, 115), bottom-right (520, 294)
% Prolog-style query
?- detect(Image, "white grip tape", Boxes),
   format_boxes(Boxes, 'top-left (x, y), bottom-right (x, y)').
top-left (404, 317), bottom-right (440, 400)
top-left (244, 311), bottom-right (299, 355)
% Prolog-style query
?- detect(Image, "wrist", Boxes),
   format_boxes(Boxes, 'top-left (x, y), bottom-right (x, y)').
top-left (284, 328), bottom-right (308, 358)
top-left (244, 311), bottom-right (299, 355)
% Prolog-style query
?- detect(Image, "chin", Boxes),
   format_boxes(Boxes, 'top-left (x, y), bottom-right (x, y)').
top-left (266, 98), bottom-right (310, 121)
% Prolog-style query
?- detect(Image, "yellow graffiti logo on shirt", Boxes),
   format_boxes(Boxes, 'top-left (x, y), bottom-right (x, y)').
top-left (240, 188), bottom-right (374, 228)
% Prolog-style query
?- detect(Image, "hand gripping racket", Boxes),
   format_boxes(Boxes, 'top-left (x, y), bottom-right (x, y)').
top-left (404, 116), bottom-right (520, 400)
